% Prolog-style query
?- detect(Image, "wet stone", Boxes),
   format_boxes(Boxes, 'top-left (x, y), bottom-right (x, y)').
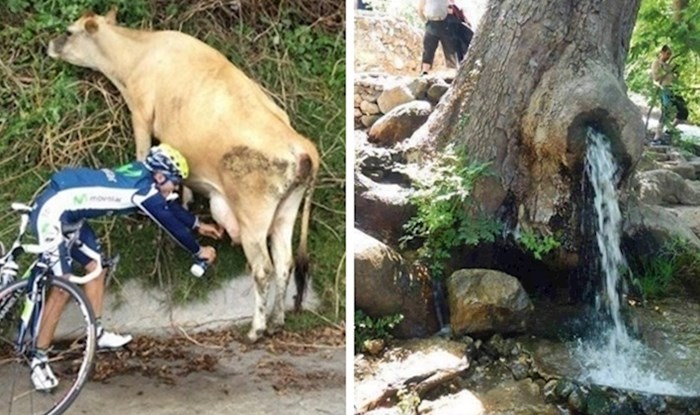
top-left (636, 394), bottom-right (667, 414)
top-left (554, 379), bottom-right (575, 400)
top-left (543, 380), bottom-right (558, 404)
top-left (586, 387), bottom-right (612, 415)
top-left (508, 359), bottom-right (529, 381)
top-left (567, 387), bottom-right (586, 413)
top-left (483, 334), bottom-right (507, 358)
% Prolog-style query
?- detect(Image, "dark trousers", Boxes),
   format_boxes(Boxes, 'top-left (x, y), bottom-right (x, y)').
top-left (422, 20), bottom-right (458, 69)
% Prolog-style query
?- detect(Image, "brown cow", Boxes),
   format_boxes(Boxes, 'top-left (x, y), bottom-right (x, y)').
top-left (47, 9), bottom-right (320, 343)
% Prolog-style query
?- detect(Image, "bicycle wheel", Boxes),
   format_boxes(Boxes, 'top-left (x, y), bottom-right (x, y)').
top-left (0, 277), bottom-right (96, 415)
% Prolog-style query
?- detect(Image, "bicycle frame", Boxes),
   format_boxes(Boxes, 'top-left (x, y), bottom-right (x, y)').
top-left (0, 202), bottom-right (105, 353)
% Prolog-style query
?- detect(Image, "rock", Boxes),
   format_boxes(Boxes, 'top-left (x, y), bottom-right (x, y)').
top-left (554, 379), bottom-right (575, 400)
top-left (362, 338), bottom-right (386, 356)
top-left (361, 114), bottom-right (382, 128)
top-left (355, 338), bottom-right (469, 414)
top-left (354, 229), bottom-right (439, 338)
top-left (482, 334), bottom-right (507, 357)
top-left (355, 173), bottom-right (416, 247)
top-left (665, 206), bottom-right (700, 239)
top-left (664, 163), bottom-right (697, 180)
top-left (354, 93), bottom-right (363, 106)
top-left (508, 357), bottom-right (530, 381)
top-left (447, 269), bottom-right (534, 335)
top-left (417, 390), bottom-right (485, 415)
top-left (406, 77), bottom-right (430, 100)
top-left (687, 156), bottom-right (700, 176)
top-left (543, 380), bottom-right (558, 404)
top-left (585, 386), bottom-right (612, 415)
top-left (368, 101), bottom-right (432, 147)
top-left (480, 379), bottom-right (558, 415)
top-left (360, 100), bottom-right (381, 115)
top-left (427, 79), bottom-right (450, 103)
top-left (634, 169), bottom-right (700, 206)
top-left (567, 387), bottom-right (587, 413)
top-left (377, 84), bottom-right (415, 114)
top-left (624, 203), bottom-right (700, 250)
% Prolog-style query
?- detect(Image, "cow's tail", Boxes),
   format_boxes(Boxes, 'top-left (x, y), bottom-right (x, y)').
top-left (294, 155), bottom-right (316, 312)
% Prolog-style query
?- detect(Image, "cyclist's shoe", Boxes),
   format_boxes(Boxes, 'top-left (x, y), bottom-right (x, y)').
top-left (98, 329), bottom-right (133, 349)
top-left (31, 355), bottom-right (59, 391)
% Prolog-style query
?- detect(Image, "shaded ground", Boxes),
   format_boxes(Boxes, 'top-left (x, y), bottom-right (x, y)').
top-left (71, 325), bottom-right (346, 415)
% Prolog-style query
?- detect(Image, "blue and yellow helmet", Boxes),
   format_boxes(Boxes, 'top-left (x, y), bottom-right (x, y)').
top-left (144, 144), bottom-right (189, 181)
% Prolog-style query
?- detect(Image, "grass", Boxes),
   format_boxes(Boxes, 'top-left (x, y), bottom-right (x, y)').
top-left (631, 237), bottom-right (700, 300)
top-left (0, 0), bottom-right (345, 320)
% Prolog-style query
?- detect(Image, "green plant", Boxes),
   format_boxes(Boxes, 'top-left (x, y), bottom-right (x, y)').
top-left (396, 389), bottom-right (421, 414)
top-left (631, 237), bottom-right (700, 299)
top-left (517, 229), bottom-right (561, 260)
top-left (354, 309), bottom-right (403, 353)
top-left (400, 146), bottom-right (501, 278)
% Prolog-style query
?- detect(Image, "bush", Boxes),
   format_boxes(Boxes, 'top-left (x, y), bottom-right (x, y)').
top-left (400, 145), bottom-right (501, 278)
top-left (354, 309), bottom-right (403, 353)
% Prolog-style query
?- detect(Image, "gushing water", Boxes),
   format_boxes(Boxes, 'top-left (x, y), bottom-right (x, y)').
top-left (574, 128), bottom-right (690, 395)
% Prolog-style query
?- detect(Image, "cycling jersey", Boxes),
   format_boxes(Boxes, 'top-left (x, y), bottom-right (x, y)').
top-left (30, 162), bottom-right (202, 276)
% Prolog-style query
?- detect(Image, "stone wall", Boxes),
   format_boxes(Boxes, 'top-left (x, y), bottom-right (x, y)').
top-left (354, 10), bottom-right (447, 76)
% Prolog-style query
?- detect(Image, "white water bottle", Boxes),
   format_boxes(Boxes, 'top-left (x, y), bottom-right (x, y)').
top-left (190, 259), bottom-right (208, 278)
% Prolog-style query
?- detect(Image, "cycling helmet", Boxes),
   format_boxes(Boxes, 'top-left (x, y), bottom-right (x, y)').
top-left (144, 144), bottom-right (189, 182)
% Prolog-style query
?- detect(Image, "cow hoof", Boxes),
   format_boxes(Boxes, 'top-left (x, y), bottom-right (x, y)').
top-left (266, 325), bottom-right (283, 336)
top-left (246, 329), bottom-right (264, 344)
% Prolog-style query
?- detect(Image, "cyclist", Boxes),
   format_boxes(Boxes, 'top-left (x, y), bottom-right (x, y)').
top-left (29, 144), bottom-right (222, 390)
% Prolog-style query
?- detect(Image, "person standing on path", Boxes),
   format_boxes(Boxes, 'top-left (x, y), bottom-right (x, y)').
top-left (418, 0), bottom-right (459, 75)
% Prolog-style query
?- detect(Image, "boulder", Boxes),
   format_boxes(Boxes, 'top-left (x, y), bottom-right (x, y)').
top-left (368, 101), bottom-right (432, 147)
top-left (355, 173), bottom-right (416, 248)
top-left (354, 229), bottom-right (440, 338)
top-left (624, 202), bottom-right (700, 250)
top-left (418, 390), bottom-right (485, 415)
top-left (634, 169), bottom-right (700, 206)
top-left (377, 84), bottom-right (415, 114)
top-left (426, 79), bottom-right (450, 104)
top-left (447, 269), bottom-right (533, 335)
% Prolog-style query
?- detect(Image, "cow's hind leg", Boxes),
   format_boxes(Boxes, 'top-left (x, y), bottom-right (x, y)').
top-left (268, 187), bottom-right (306, 334)
top-left (235, 195), bottom-right (279, 344)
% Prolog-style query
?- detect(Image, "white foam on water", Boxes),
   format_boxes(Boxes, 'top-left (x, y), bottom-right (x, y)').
top-left (573, 128), bottom-right (691, 396)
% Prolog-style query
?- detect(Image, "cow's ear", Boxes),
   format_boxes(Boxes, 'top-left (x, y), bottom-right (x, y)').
top-left (85, 18), bottom-right (99, 34)
top-left (105, 7), bottom-right (118, 25)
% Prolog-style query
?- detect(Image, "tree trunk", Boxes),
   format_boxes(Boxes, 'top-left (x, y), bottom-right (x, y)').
top-left (673, 0), bottom-right (688, 22)
top-left (411, 0), bottom-right (644, 271)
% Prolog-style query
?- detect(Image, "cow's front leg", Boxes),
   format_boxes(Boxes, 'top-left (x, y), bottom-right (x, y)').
top-left (131, 112), bottom-right (153, 160)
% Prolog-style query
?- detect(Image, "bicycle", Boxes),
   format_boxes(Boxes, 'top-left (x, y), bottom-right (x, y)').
top-left (0, 202), bottom-right (110, 415)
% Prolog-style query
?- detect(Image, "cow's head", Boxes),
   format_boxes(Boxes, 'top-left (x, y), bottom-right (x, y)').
top-left (47, 8), bottom-right (118, 69)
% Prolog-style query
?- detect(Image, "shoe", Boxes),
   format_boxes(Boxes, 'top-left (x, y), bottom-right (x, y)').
top-left (98, 328), bottom-right (133, 349)
top-left (31, 355), bottom-right (58, 391)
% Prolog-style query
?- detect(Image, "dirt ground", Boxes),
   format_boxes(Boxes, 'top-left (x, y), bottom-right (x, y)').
top-left (69, 326), bottom-right (346, 414)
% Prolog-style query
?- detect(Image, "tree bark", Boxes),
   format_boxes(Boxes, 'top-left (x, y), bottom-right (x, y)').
top-left (673, 0), bottom-right (688, 22)
top-left (410, 0), bottom-right (644, 271)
